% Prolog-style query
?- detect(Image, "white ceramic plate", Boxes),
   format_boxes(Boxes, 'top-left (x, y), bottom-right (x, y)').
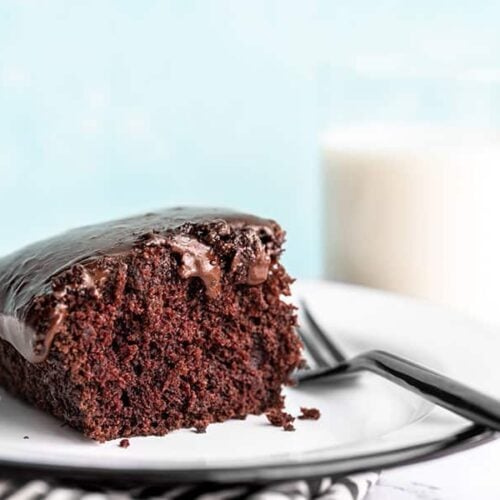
top-left (0, 281), bottom-right (497, 482)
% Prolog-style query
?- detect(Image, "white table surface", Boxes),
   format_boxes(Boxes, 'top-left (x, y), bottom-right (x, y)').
top-left (366, 437), bottom-right (500, 500)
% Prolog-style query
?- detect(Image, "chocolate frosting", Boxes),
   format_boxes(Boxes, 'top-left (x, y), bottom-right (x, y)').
top-left (169, 235), bottom-right (222, 299)
top-left (0, 207), bottom-right (278, 363)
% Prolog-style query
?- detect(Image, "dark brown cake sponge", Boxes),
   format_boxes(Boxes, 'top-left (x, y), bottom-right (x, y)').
top-left (298, 407), bottom-right (321, 420)
top-left (0, 208), bottom-right (302, 441)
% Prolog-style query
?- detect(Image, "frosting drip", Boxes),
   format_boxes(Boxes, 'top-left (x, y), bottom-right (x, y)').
top-left (247, 251), bottom-right (272, 285)
top-left (169, 235), bottom-right (222, 299)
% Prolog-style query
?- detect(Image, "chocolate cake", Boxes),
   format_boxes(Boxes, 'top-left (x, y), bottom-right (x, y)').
top-left (0, 208), bottom-right (301, 441)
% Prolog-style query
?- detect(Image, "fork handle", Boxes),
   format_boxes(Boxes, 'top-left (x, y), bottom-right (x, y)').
top-left (303, 349), bottom-right (500, 432)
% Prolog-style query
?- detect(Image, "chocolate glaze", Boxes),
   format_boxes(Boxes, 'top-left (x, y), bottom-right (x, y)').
top-left (247, 251), bottom-right (272, 285)
top-left (0, 207), bottom-right (279, 363)
top-left (169, 235), bottom-right (222, 299)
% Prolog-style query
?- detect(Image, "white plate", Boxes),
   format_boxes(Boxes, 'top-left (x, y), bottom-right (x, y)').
top-left (0, 281), bottom-right (497, 482)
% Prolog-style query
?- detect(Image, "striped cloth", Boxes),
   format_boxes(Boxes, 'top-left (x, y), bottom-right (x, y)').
top-left (0, 473), bottom-right (379, 500)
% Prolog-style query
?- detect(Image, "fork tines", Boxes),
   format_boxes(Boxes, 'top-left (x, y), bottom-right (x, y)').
top-left (296, 300), bottom-right (347, 370)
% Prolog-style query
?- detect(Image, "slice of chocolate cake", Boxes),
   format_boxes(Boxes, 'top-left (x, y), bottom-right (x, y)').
top-left (0, 208), bottom-right (301, 441)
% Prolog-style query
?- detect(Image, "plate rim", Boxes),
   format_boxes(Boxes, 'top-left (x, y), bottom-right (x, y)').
top-left (0, 425), bottom-right (495, 483)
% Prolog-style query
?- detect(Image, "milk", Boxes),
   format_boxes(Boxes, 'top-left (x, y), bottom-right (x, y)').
top-left (323, 125), bottom-right (500, 325)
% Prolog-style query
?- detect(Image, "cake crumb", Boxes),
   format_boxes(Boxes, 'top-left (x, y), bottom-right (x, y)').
top-left (194, 425), bottom-right (207, 434)
top-left (266, 408), bottom-right (295, 431)
top-left (298, 407), bottom-right (321, 420)
top-left (298, 359), bottom-right (309, 370)
top-left (119, 439), bottom-right (130, 448)
top-left (23, 436), bottom-right (29, 440)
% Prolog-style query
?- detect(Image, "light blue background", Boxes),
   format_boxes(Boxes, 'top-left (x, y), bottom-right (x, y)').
top-left (1, 1), bottom-right (499, 277)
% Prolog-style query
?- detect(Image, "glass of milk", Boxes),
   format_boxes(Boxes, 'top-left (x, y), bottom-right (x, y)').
top-left (323, 124), bottom-right (500, 325)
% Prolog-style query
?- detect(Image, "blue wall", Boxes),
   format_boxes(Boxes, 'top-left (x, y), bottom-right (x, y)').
top-left (0, 1), bottom-right (321, 276)
top-left (1, 1), bottom-right (499, 277)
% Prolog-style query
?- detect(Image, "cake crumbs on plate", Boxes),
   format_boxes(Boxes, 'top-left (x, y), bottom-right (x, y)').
top-left (119, 439), bottom-right (130, 448)
top-left (23, 436), bottom-right (29, 439)
top-left (266, 408), bottom-right (295, 432)
top-left (193, 425), bottom-right (207, 434)
top-left (298, 407), bottom-right (321, 420)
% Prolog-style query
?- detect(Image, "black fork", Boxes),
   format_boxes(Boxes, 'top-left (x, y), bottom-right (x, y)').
top-left (296, 300), bottom-right (500, 432)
